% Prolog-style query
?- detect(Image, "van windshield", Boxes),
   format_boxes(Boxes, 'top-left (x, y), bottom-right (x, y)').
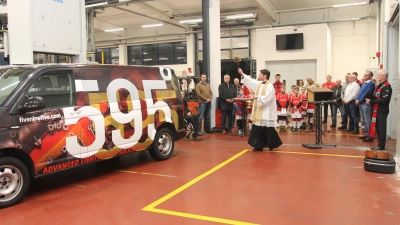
top-left (0, 68), bottom-right (34, 105)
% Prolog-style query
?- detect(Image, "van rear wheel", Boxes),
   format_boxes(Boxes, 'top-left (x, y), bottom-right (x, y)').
top-left (0, 157), bottom-right (30, 208)
top-left (148, 128), bottom-right (174, 161)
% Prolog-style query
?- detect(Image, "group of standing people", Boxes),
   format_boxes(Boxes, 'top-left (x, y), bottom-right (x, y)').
top-left (273, 70), bottom-right (392, 150)
top-left (185, 67), bottom-right (392, 152)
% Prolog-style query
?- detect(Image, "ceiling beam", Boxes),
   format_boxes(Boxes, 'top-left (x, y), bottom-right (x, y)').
top-left (136, 1), bottom-right (180, 19)
top-left (254, 0), bottom-right (277, 22)
top-left (113, 6), bottom-right (187, 30)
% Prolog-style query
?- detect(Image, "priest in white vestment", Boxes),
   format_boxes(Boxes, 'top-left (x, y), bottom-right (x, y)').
top-left (238, 68), bottom-right (283, 151)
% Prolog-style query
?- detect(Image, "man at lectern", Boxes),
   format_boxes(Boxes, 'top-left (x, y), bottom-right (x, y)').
top-left (238, 68), bottom-right (282, 151)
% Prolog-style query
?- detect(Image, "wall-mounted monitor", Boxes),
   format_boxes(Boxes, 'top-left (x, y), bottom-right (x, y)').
top-left (276, 33), bottom-right (304, 50)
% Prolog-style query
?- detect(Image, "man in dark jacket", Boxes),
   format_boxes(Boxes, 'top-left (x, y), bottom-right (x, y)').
top-left (331, 79), bottom-right (342, 127)
top-left (218, 74), bottom-right (237, 133)
top-left (366, 69), bottom-right (392, 150)
top-left (181, 91), bottom-right (205, 137)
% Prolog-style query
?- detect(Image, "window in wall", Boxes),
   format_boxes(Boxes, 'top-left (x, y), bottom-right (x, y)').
top-left (196, 27), bottom-right (250, 61)
top-left (129, 46), bottom-right (142, 65)
top-left (158, 43), bottom-right (174, 64)
top-left (110, 48), bottom-right (119, 64)
top-left (95, 48), bottom-right (118, 64)
top-left (175, 42), bottom-right (187, 63)
top-left (127, 42), bottom-right (187, 65)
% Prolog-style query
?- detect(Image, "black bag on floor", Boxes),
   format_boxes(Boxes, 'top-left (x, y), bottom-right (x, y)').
top-left (364, 155), bottom-right (396, 174)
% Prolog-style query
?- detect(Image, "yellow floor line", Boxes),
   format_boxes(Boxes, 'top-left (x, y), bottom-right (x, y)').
top-left (142, 149), bottom-right (259, 225)
top-left (252, 150), bottom-right (364, 158)
top-left (115, 170), bottom-right (177, 178)
top-left (148, 208), bottom-right (259, 225)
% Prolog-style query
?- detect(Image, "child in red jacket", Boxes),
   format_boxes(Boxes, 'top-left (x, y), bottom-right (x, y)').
top-left (289, 86), bottom-right (303, 132)
top-left (276, 85), bottom-right (289, 132)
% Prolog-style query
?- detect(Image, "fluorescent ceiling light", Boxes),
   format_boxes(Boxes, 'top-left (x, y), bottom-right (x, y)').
top-left (179, 18), bottom-right (202, 24)
top-left (105, 28), bottom-right (124, 32)
top-left (333, 2), bottom-right (367, 8)
top-left (142, 23), bottom-right (163, 28)
top-left (226, 13), bottom-right (254, 19)
top-left (85, 2), bottom-right (108, 8)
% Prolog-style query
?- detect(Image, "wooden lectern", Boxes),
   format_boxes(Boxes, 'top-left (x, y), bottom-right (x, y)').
top-left (302, 87), bottom-right (336, 149)
top-left (307, 87), bottom-right (333, 101)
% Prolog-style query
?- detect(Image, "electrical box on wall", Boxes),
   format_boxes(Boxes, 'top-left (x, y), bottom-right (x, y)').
top-left (31, 0), bottom-right (82, 54)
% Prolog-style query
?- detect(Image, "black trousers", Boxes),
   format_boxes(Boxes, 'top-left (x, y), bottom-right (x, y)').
top-left (184, 114), bottom-right (200, 132)
top-left (376, 112), bottom-right (388, 149)
top-left (323, 103), bottom-right (333, 122)
top-left (222, 109), bottom-right (233, 130)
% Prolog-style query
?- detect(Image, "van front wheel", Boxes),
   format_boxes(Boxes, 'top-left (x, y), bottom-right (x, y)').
top-left (148, 128), bottom-right (174, 161)
top-left (0, 157), bottom-right (30, 208)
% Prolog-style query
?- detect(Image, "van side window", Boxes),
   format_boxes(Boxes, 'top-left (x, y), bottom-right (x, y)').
top-left (27, 70), bottom-right (75, 108)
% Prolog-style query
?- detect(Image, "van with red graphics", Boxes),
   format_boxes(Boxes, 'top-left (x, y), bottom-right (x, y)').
top-left (0, 64), bottom-right (186, 208)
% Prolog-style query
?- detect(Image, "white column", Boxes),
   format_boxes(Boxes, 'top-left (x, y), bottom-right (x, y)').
top-left (8, 0), bottom-right (33, 64)
top-left (186, 33), bottom-right (196, 74)
top-left (208, 0), bottom-right (221, 128)
top-left (119, 44), bottom-right (128, 65)
top-left (119, 30), bottom-right (128, 65)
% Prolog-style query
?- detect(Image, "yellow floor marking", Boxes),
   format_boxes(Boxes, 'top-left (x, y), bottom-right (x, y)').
top-left (116, 170), bottom-right (177, 178)
top-left (251, 150), bottom-right (364, 158)
top-left (142, 149), bottom-right (259, 225)
top-left (280, 132), bottom-right (363, 137)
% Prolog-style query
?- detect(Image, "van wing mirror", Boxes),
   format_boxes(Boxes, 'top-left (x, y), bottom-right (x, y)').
top-left (19, 96), bottom-right (45, 112)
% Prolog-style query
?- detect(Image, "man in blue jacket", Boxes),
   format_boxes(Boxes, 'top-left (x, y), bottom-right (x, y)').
top-left (356, 71), bottom-right (375, 142)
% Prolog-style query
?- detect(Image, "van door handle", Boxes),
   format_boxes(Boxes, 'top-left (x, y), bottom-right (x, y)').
top-left (70, 111), bottom-right (81, 115)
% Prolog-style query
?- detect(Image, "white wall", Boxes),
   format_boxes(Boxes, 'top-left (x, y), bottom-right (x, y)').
top-left (329, 20), bottom-right (378, 80)
top-left (255, 24), bottom-right (331, 85)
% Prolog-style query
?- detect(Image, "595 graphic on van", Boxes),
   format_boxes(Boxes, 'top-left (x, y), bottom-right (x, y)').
top-left (0, 64), bottom-right (186, 208)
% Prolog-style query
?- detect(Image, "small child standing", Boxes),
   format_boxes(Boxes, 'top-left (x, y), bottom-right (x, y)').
top-left (299, 86), bottom-right (308, 129)
top-left (234, 88), bottom-right (246, 135)
top-left (245, 91), bottom-right (254, 131)
top-left (276, 85), bottom-right (289, 132)
top-left (289, 86), bottom-right (303, 132)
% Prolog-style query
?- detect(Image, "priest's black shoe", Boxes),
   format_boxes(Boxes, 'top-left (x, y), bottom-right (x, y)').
top-left (252, 147), bottom-right (263, 151)
top-left (337, 126), bottom-right (346, 130)
top-left (358, 136), bottom-right (367, 139)
top-left (363, 137), bottom-right (373, 142)
top-left (371, 146), bottom-right (385, 150)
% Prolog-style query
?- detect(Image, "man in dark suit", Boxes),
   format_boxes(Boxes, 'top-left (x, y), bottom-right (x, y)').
top-left (366, 69), bottom-right (392, 150)
top-left (218, 74), bottom-right (237, 134)
top-left (331, 79), bottom-right (342, 127)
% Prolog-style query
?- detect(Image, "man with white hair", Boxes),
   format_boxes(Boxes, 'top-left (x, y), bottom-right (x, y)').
top-left (218, 74), bottom-right (236, 134)
top-left (343, 74), bottom-right (360, 134)
top-left (339, 73), bottom-right (351, 130)
top-left (305, 76), bottom-right (320, 89)
top-left (366, 69), bottom-right (392, 150)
